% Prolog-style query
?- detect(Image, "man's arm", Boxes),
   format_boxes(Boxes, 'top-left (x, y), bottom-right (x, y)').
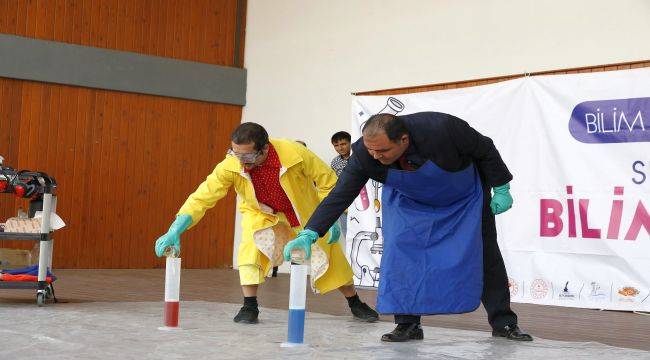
top-left (445, 115), bottom-right (513, 187)
top-left (304, 153), bottom-right (369, 236)
top-left (177, 160), bottom-right (234, 228)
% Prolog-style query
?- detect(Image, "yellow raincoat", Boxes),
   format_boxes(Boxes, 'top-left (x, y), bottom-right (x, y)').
top-left (177, 139), bottom-right (353, 294)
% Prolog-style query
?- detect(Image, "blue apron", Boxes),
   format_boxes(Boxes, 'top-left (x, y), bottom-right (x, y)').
top-left (377, 161), bottom-right (484, 315)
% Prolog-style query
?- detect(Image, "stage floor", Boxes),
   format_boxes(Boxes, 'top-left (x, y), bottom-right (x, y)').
top-left (1, 268), bottom-right (649, 357)
top-left (1, 300), bottom-right (649, 359)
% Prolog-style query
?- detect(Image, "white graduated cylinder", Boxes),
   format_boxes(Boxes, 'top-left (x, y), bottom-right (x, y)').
top-left (288, 264), bottom-right (308, 309)
top-left (285, 263), bottom-right (309, 345)
top-left (164, 257), bottom-right (181, 302)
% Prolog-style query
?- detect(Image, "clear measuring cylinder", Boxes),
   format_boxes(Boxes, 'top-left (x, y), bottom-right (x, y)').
top-left (163, 252), bottom-right (181, 328)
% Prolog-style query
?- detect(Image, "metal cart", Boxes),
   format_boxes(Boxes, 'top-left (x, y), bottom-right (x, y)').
top-left (0, 169), bottom-right (58, 306)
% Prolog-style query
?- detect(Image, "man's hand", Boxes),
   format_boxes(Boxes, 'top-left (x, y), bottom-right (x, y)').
top-left (490, 183), bottom-right (513, 215)
top-left (283, 229), bottom-right (319, 261)
top-left (154, 214), bottom-right (192, 257)
top-left (327, 224), bottom-right (341, 244)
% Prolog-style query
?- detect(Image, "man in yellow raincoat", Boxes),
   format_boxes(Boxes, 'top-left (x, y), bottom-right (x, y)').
top-left (154, 122), bottom-right (378, 324)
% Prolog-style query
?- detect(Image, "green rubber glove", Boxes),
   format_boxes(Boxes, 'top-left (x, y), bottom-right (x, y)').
top-left (490, 183), bottom-right (513, 215)
top-left (283, 229), bottom-right (318, 261)
top-left (327, 223), bottom-right (341, 244)
top-left (154, 214), bottom-right (193, 257)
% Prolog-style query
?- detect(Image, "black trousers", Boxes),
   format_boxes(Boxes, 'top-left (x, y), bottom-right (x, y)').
top-left (394, 186), bottom-right (518, 330)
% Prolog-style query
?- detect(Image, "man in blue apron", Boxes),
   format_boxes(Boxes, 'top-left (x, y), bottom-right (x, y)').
top-left (284, 112), bottom-right (533, 342)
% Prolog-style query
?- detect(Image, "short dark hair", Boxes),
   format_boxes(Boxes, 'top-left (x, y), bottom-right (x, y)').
top-left (362, 113), bottom-right (408, 142)
top-left (231, 122), bottom-right (269, 151)
top-left (331, 131), bottom-right (351, 143)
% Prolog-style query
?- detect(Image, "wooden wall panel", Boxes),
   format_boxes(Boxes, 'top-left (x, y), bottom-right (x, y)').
top-left (0, 0), bottom-right (245, 269)
top-left (0, 82), bottom-right (241, 270)
top-left (0, 0), bottom-right (241, 66)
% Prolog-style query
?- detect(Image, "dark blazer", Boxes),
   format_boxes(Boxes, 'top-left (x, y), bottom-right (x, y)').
top-left (306, 111), bottom-right (512, 236)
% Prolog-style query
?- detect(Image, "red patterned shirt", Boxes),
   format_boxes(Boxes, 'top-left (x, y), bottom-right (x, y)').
top-left (246, 144), bottom-right (300, 227)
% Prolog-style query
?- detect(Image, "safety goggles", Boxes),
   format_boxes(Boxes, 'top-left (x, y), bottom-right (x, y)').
top-left (227, 148), bottom-right (262, 164)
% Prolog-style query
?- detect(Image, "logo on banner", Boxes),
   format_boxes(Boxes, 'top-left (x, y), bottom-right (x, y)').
top-left (617, 286), bottom-right (640, 302)
top-left (569, 97), bottom-right (650, 144)
top-left (530, 279), bottom-right (549, 299)
top-left (588, 282), bottom-right (608, 301)
top-left (558, 281), bottom-right (578, 300)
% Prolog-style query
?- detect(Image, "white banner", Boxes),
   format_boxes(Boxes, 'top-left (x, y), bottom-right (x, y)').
top-left (348, 68), bottom-right (650, 311)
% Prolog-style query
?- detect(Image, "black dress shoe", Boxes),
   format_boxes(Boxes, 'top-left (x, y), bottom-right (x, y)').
top-left (350, 302), bottom-right (379, 322)
top-left (381, 323), bottom-right (424, 342)
top-left (233, 305), bottom-right (259, 324)
top-left (492, 324), bottom-right (533, 341)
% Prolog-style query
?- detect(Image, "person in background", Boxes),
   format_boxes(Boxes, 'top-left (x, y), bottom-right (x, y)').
top-left (330, 131), bottom-right (352, 239)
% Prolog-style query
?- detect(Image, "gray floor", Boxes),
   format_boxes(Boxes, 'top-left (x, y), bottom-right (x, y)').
top-left (1, 301), bottom-right (649, 360)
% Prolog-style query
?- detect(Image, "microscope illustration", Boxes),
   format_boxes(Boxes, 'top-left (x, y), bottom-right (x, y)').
top-left (350, 215), bottom-right (383, 288)
top-left (350, 181), bottom-right (384, 288)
